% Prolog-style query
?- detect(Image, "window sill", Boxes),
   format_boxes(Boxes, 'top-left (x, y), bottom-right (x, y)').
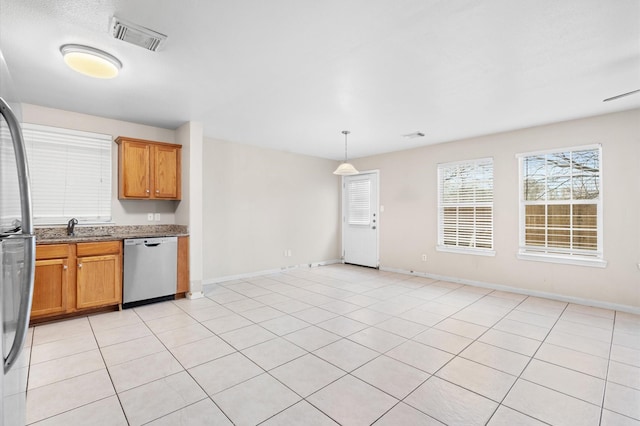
top-left (517, 252), bottom-right (607, 268)
top-left (436, 246), bottom-right (496, 257)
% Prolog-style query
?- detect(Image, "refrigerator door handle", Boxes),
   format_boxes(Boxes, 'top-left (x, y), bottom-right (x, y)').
top-left (1, 97), bottom-right (36, 374)
top-left (3, 234), bottom-right (35, 373)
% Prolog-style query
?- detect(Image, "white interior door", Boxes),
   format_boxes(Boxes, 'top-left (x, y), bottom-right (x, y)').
top-left (343, 171), bottom-right (379, 268)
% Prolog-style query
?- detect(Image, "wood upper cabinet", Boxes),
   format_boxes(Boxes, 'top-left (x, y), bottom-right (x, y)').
top-left (76, 241), bottom-right (122, 310)
top-left (116, 136), bottom-right (181, 200)
top-left (32, 244), bottom-right (71, 318)
top-left (154, 144), bottom-right (180, 198)
top-left (119, 140), bottom-right (150, 198)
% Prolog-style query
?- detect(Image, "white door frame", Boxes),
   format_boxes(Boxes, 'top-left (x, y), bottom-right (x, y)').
top-left (341, 169), bottom-right (380, 268)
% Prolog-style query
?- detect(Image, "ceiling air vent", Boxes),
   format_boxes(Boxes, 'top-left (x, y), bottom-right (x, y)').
top-left (402, 132), bottom-right (425, 139)
top-left (111, 17), bottom-right (167, 52)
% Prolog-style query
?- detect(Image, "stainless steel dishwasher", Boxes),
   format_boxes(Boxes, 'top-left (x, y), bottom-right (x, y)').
top-left (123, 237), bottom-right (177, 308)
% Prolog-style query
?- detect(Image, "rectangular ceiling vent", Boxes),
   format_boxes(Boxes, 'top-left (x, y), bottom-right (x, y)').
top-left (402, 132), bottom-right (425, 139)
top-left (111, 17), bottom-right (167, 52)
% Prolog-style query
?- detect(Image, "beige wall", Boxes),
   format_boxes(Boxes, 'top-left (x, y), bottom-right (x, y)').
top-left (202, 138), bottom-right (341, 281)
top-left (21, 104), bottom-right (179, 225)
top-left (352, 109), bottom-right (640, 309)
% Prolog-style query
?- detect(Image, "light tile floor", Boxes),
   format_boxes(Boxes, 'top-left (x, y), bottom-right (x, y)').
top-left (24, 264), bottom-right (640, 425)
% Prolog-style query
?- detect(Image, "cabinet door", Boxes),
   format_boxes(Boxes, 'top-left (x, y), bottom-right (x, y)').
top-left (76, 254), bottom-right (122, 309)
top-left (177, 236), bottom-right (190, 294)
top-left (31, 259), bottom-right (68, 318)
top-left (154, 144), bottom-right (181, 199)
top-left (121, 141), bottom-right (151, 198)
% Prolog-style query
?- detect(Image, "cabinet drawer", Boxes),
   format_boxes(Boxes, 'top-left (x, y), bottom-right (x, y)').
top-left (77, 241), bottom-right (122, 257)
top-left (36, 244), bottom-right (70, 260)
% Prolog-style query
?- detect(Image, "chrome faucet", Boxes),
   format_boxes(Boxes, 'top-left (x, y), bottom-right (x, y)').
top-left (67, 218), bottom-right (78, 236)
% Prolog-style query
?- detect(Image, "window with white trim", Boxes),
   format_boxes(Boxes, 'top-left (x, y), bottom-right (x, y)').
top-left (437, 158), bottom-right (494, 254)
top-left (518, 145), bottom-right (604, 266)
top-left (22, 123), bottom-right (112, 224)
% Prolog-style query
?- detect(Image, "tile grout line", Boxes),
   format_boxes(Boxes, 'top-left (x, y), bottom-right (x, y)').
top-left (26, 316), bottom-right (129, 425)
top-left (485, 301), bottom-right (574, 425)
top-left (204, 273), bottom-right (433, 425)
top-left (25, 266), bottom-right (639, 425)
top-left (230, 269), bottom-right (636, 423)
top-left (89, 312), bottom-right (132, 426)
top-left (398, 291), bottom-right (538, 425)
top-left (598, 309), bottom-right (616, 426)
top-left (143, 301), bottom-right (236, 426)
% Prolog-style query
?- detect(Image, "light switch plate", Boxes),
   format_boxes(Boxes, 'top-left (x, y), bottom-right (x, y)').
top-left (154, 213), bottom-right (161, 221)
top-left (147, 213), bottom-right (153, 221)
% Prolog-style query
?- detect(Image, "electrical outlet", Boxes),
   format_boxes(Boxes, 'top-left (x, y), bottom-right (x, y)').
top-left (421, 254), bottom-right (427, 261)
top-left (147, 213), bottom-right (154, 221)
top-left (154, 213), bottom-right (161, 221)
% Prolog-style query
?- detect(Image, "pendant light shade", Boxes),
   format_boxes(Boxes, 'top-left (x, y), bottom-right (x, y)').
top-left (333, 130), bottom-right (359, 175)
top-left (333, 162), bottom-right (359, 175)
top-left (60, 44), bottom-right (122, 79)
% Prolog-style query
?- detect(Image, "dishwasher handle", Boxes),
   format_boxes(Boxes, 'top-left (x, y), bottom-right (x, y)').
top-left (144, 242), bottom-right (161, 247)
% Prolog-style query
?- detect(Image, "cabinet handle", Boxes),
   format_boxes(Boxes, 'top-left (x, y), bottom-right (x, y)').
top-left (78, 263), bottom-right (82, 269)
top-left (156, 189), bottom-right (160, 193)
top-left (63, 265), bottom-right (67, 270)
top-left (146, 189), bottom-right (150, 193)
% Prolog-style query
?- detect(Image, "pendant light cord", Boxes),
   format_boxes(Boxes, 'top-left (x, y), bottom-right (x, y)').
top-left (342, 130), bottom-right (350, 162)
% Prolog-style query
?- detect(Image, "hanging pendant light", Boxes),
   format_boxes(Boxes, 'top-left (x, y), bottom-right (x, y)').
top-left (333, 130), bottom-right (359, 175)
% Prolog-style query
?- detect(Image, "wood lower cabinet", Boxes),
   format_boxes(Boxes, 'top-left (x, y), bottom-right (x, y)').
top-left (116, 137), bottom-right (182, 200)
top-left (177, 236), bottom-right (190, 295)
top-left (76, 241), bottom-right (122, 310)
top-left (32, 236), bottom-right (186, 321)
top-left (32, 244), bottom-right (72, 318)
top-left (31, 241), bottom-right (122, 322)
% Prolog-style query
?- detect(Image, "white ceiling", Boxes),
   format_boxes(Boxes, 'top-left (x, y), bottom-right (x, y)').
top-left (1, 0), bottom-right (638, 160)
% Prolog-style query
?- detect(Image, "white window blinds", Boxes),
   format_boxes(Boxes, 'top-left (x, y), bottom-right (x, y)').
top-left (22, 123), bottom-right (112, 224)
top-left (437, 158), bottom-right (494, 253)
top-left (348, 179), bottom-right (371, 225)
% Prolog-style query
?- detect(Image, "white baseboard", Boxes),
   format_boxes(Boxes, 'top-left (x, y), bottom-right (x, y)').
top-left (379, 266), bottom-right (640, 315)
top-left (186, 291), bottom-right (204, 300)
top-left (203, 259), bottom-right (342, 285)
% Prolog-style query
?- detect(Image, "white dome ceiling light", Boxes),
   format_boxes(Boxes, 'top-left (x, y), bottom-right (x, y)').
top-left (60, 44), bottom-right (122, 79)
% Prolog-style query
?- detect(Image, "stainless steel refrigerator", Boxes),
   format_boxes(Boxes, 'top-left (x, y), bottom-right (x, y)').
top-left (0, 55), bottom-right (36, 425)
